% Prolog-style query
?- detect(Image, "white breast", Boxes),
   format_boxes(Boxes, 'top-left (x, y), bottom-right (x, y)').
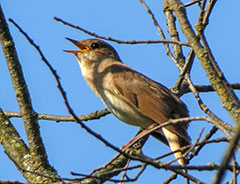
top-left (101, 82), bottom-right (154, 129)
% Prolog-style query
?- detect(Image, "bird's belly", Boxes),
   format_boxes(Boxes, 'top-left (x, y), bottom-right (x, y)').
top-left (101, 91), bottom-right (154, 129)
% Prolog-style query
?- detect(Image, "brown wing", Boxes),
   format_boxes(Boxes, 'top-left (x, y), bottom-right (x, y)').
top-left (110, 63), bottom-right (191, 145)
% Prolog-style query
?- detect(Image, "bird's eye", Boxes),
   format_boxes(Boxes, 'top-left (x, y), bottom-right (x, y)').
top-left (91, 43), bottom-right (100, 49)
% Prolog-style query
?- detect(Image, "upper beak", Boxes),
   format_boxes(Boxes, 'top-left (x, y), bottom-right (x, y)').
top-left (64, 38), bottom-right (89, 54)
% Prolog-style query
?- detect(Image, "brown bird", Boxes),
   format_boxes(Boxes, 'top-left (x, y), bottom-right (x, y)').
top-left (64, 38), bottom-right (191, 166)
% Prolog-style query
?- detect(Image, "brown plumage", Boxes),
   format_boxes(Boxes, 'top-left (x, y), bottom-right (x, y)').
top-left (65, 38), bottom-right (191, 165)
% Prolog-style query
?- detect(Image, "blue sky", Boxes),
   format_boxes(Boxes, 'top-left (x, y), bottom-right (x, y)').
top-left (1, 0), bottom-right (240, 183)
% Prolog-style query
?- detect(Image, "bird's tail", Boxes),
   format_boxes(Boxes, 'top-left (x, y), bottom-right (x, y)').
top-left (162, 127), bottom-right (187, 166)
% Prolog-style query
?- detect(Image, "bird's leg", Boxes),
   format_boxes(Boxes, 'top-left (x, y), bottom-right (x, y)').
top-left (121, 124), bottom-right (157, 151)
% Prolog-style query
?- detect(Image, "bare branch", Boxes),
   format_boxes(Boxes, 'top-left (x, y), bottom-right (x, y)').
top-left (0, 181), bottom-right (27, 184)
top-left (54, 17), bottom-right (190, 47)
top-left (4, 109), bottom-right (110, 122)
top-left (213, 127), bottom-right (240, 184)
top-left (1, 15), bottom-right (55, 177)
top-left (184, 0), bottom-right (201, 7)
top-left (139, 0), bottom-right (183, 68)
top-left (0, 109), bottom-right (33, 181)
top-left (185, 83), bottom-right (240, 94)
top-left (166, 0), bottom-right (240, 125)
top-left (0, 7), bottom-right (58, 182)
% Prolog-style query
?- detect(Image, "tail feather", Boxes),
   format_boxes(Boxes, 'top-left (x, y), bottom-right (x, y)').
top-left (162, 127), bottom-right (186, 166)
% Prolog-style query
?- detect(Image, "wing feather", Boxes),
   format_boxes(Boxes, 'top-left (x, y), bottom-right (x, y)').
top-left (109, 63), bottom-right (190, 145)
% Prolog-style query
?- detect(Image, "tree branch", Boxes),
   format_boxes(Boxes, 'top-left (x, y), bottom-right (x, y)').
top-left (54, 16), bottom-right (190, 47)
top-left (166, 0), bottom-right (240, 125)
top-left (0, 7), bottom-right (58, 183)
top-left (4, 109), bottom-right (110, 122)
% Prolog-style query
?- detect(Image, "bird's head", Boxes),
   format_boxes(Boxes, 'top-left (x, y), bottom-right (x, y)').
top-left (64, 38), bottom-right (121, 65)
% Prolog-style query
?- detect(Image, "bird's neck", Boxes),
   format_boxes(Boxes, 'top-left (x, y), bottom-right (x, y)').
top-left (78, 58), bottom-right (120, 98)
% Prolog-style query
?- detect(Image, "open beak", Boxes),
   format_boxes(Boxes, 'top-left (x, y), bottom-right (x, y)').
top-left (64, 38), bottom-right (89, 53)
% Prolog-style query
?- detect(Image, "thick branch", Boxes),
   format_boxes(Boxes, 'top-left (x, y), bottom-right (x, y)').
top-left (165, 1), bottom-right (240, 183)
top-left (0, 108), bottom-right (59, 183)
top-left (0, 7), bottom-right (58, 182)
top-left (0, 109), bottom-right (31, 180)
top-left (166, 0), bottom-right (240, 125)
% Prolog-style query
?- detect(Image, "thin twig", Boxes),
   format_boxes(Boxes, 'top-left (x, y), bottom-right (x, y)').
top-left (187, 126), bottom-right (218, 160)
top-left (186, 75), bottom-right (234, 136)
top-left (54, 17), bottom-right (190, 46)
top-left (172, 49), bottom-right (195, 96)
top-left (184, 0), bottom-right (202, 7)
top-left (213, 125), bottom-right (240, 184)
top-left (88, 116), bottom-right (212, 184)
top-left (72, 164), bottom-right (147, 183)
top-left (4, 109), bottom-right (110, 122)
top-left (139, 0), bottom-right (182, 68)
top-left (188, 83), bottom-right (240, 93)
top-left (74, 136), bottom-right (229, 184)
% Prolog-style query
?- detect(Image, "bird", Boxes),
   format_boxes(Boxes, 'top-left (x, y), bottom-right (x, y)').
top-left (64, 38), bottom-right (191, 166)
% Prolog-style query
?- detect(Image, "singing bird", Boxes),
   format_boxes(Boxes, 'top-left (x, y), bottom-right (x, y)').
top-left (64, 38), bottom-right (191, 165)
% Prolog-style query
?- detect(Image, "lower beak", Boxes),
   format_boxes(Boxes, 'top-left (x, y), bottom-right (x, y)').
top-left (64, 38), bottom-right (89, 53)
